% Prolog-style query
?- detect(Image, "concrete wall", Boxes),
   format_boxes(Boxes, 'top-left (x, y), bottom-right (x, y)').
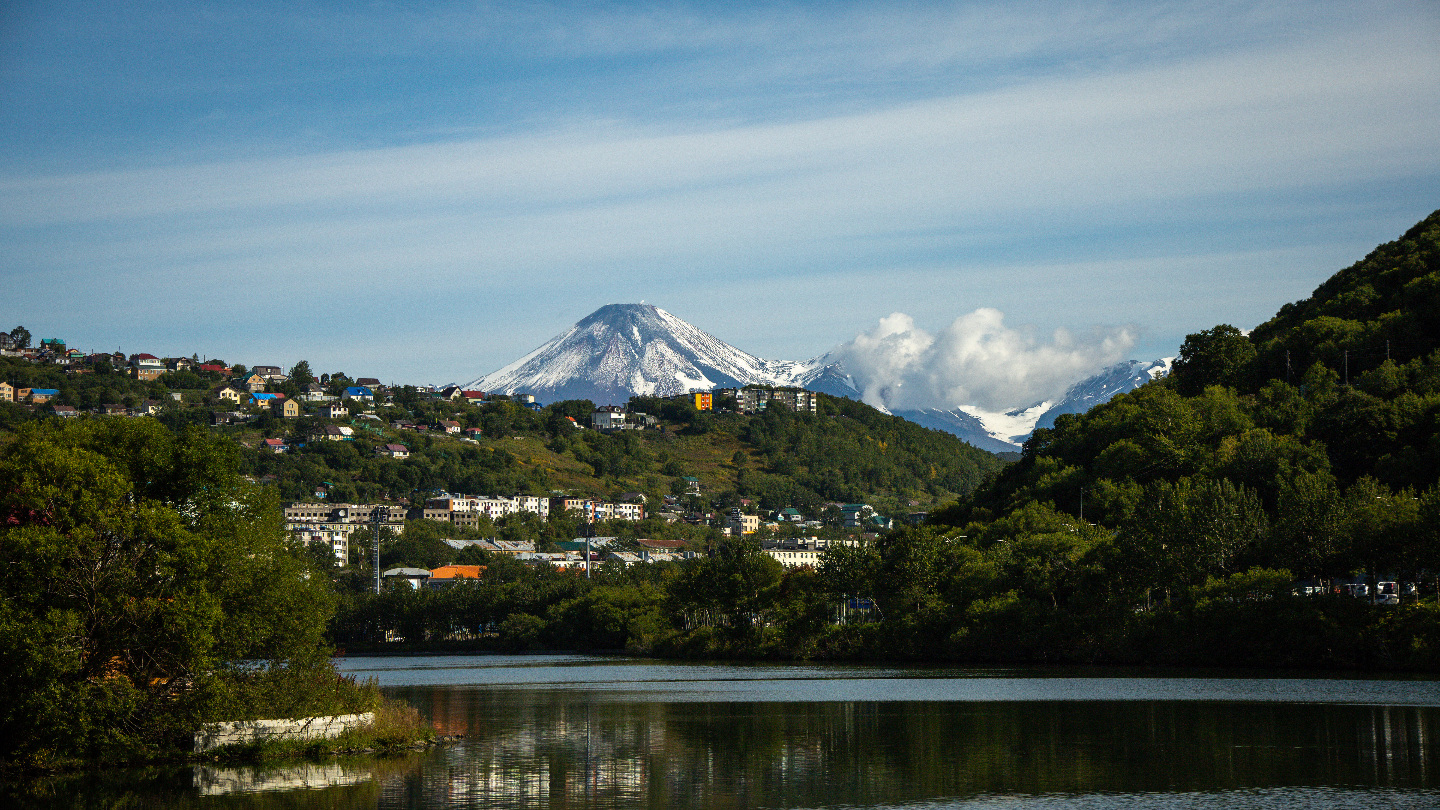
top-left (193, 712), bottom-right (375, 753)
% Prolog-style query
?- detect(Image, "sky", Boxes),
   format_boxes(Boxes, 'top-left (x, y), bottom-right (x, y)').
top-left (2, 0), bottom-right (1437, 407)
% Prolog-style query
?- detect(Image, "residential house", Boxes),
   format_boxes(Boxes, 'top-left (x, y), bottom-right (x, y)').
top-left (610, 502), bottom-right (644, 521)
top-left (167, 357), bottom-right (194, 372)
top-left (271, 397), bottom-right (300, 418)
top-left (100, 403), bottom-right (128, 416)
top-left (52, 405), bottom-right (78, 418)
top-left (318, 403), bottom-right (348, 419)
top-left (129, 353), bottom-right (166, 381)
top-left (197, 363), bottom-right (229, 376)
top-left (377, 443), bottom-right (409, 459)
top-left (461, 390), bottom-right (486, 403)
top-left (252, 365), bottom-right (284, 380)
top-left (437, 420), bottom-right (461, 434)
top-left (316, 425), bottom-right (354, 441)
top-left (382, 568), bottom-right (431, 590)
top-left (355, 377), bottom-right (382, 389)
top-left (249, 392), bottom-right (279, 408)
top-left (605, 551), bottom-right (645, 567)
top-left (301, 383), bottom-right (329, 402)
top-left (777, 507), bottom-right (805, 523)
top-left (463, 427), bottom-right (483, 439)
top-left (0, 381), bottom-right (12, 402)
top-left (437, 386), bottom-right (464, 401)
top-left (516, 552), bottom-right (584, 571)
top-left (213, 384), bottom-right (244, 404)
top-left (238, 373), bottom-right (267, 393)
top-left (262, 438), bottom-right (288, 454)
top-left (591, 406), bottom-right (628, 431)
top-left (425, 565), bottom-right (486, 589)
top-left (442, 538), bottom-right (534, 556)
top-left (137, 400), bottom-right (163, 416)
top-left (841, 503), bottom-right (874, 528)
top-left (342, 386), bottom-right (373, 402)
top-left (28, 388), bottom-right (59, 404)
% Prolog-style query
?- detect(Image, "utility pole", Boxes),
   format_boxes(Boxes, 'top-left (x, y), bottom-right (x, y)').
top-left (372, 508), bottom-right (383, 595)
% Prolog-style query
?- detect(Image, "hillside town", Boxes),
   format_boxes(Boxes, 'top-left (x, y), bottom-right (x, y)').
top-left (0, 327), bottom-right (901, 576)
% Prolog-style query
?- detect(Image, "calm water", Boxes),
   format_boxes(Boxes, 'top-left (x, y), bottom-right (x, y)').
top-left (15, 655), bottom-right (1440, 808)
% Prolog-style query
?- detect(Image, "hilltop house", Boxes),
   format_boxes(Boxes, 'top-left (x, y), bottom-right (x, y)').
top-left (129, 353), bottom-right (165, 381)
top-left (213, 384), bottom-right (244, 404)
top-left (377, 443), bottom-right (409, 459)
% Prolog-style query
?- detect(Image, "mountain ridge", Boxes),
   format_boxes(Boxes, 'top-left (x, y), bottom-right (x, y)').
top-left (468, 303), bottom-right (1169, 449)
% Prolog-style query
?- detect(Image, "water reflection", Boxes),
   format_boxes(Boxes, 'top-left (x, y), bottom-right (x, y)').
top-left (9, 661), bottom-right (1440, 808)
top-left (381, 685), bottom-right (1439, 808)
top-left (193, 762), bottom-right (373, 795)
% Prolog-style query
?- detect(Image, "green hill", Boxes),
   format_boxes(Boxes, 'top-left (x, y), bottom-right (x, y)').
top-left (241, 392), bottom-right (1004, 521)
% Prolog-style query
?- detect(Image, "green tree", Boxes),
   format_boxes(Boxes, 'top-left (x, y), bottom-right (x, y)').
top-left (288, 360), bottom-right (316, 388)
top-left (8, 325), bottom-right (30, 350)
top-left (0, 419), bottom-right (342, 764)
top-left (1171, 324), bottom-right (1257, 396)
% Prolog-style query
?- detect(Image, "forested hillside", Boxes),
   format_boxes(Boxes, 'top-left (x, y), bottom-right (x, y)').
top-left (859, 209), bottom-right (1440, 668)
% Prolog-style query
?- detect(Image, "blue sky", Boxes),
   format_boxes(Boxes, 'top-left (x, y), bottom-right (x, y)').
top-left (2, 0), bottom-right (1437, 403)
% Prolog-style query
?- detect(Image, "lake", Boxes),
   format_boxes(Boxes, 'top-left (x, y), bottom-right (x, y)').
top-left (18, 654), bottom-right (1440, 808)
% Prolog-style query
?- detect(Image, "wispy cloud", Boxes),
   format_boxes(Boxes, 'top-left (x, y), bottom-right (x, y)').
top-left (1, 1), bottom-right (1436, 383)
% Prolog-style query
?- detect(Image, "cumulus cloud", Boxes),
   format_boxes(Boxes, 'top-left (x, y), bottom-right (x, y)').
top-left (834, 309), bottom-right (1135, 412)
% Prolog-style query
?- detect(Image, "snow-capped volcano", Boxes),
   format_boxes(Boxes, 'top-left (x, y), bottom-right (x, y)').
top-left (467, 303), bottom-right (1171, 454)
top-left (466, 304), bottom-right (850, 404)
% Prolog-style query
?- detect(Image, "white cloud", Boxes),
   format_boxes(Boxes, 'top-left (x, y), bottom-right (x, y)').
top-left (834, 309), bottom-right (1135, 412)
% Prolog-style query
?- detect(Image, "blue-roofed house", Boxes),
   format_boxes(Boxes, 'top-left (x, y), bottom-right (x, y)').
top-left (28, 388), bottom-right (60, 404)
top-left (342, 386), bottom-right (373, 402)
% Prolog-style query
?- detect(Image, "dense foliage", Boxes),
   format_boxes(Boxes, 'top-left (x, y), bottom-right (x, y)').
top-left (0, 419), bottom-right (368, 768)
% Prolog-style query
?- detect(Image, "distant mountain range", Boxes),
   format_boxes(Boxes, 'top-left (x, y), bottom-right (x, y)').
top-left (466, 304), bottom-right (1170, 451)
top-left (891, 358), bottom-right (1173, 453)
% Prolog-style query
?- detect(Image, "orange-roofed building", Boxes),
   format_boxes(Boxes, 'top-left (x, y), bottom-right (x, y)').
top-left (425, 565), bottom-right (486, 588)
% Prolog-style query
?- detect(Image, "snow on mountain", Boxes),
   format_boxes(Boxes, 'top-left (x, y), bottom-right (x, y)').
top-left (466, 303), bottom-right (1170, 454)
top-left (1029, 358), bottom-right (1173, 433)
top-left (466, 304), bottom-right (849, 404)
top-left (896, 358), bottom-right (1173, 451)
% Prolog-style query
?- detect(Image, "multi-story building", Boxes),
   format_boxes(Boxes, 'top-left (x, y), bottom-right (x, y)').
top-left (423, 494), bottom-right (553, 525)
top-left (591, 406), bottom-right (629, 431)
top-left (282, 503), bottom-right (406, 566)
top-left (716, 386), bottom-right (818, 414)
